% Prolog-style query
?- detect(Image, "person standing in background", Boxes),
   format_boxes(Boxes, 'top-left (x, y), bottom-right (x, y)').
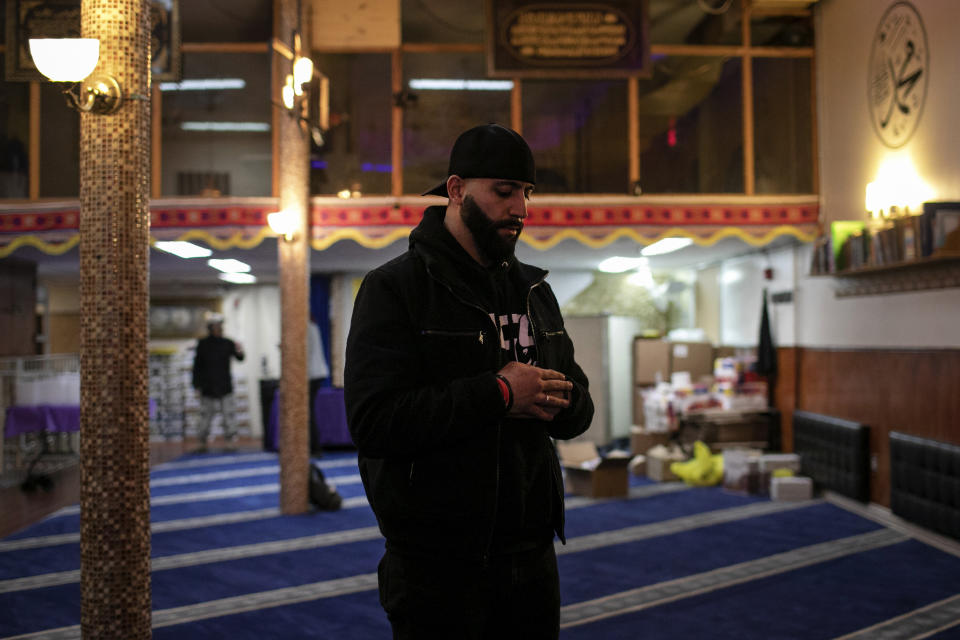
top-left (192, 313), bottom-right (245, 451)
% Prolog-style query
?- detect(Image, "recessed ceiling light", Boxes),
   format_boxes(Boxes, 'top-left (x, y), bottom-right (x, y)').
top-left (408, 79), bottom-right (514, 91)
top-left (153, 241), bottom-right (212, 259)
top-left (598, 256), bottom-right (649, 273)
top-left (181, 121), bottom-right (270, 132)
top-left (159, 78), bottom-right (246, 91)
top-left (207, 258), bottom-right (251, 273)
top-left (641, 238), bottom-right (694, 256)
top-left (219, 273), bottom-right (257, 284)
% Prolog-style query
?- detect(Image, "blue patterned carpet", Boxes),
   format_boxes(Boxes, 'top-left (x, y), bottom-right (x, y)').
top-left (1, 450), bottom-right (959, 639)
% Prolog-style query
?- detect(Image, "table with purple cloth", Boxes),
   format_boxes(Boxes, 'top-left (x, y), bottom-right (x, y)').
top-left (4, 405), bottom-right (81, 437)
top-left (267, 386), bottom-right (352, 451)
top-left (4, 399), bottom-right (156, 437)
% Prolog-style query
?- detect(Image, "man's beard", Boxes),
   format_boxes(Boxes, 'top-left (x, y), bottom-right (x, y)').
top-left (461, 195), bottom-right (521, 263)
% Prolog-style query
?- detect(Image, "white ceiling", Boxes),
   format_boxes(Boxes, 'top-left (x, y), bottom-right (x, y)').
top-left (17, 228), bottom-right (802, 297)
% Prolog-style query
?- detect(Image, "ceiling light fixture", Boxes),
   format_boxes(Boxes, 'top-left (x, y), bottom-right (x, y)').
top-left (207, 258), bottom-right (251, 273)
top-left (598, 256), bottom-right (649, 273)
top-left (159, 78), bottom-right (246, 91)
top-left (153, 241), bottom-right (212, 259)
top-left (408, 79), bottom-right (514, 91)
top-left (180, 121), bottom-right (271, 132)
top-left (219, 273), bottom-right (257, 284)
top-left (641, 238), bottom-right (694, 256)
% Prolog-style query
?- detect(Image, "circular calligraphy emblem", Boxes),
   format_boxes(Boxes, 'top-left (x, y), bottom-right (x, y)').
top-left (868, 1), bottom-right (928, 148)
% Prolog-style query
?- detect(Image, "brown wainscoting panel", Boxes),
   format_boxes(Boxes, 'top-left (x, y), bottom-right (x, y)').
top-left (794, 347), bottom-right (960, 507)
top-left (773, 347), bottom-right (798, 452)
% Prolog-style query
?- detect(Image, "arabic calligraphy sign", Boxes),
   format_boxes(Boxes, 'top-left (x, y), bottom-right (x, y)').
top-left (485, 0), bottom-right (650, 78)
top-left (868, 1), bottom-right (928, 148)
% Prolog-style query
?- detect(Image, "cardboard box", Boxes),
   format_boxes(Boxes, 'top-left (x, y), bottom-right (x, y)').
top-left (633, 339), bottom-right (715, 386)
top-left (630, 425), bottom-right (671, 456)
top-left (758, 453), bottom-right (802, 495)
top-left (670, 341), bottom-right (714, 382)
top-left (770, 476), bottom-right (813, 501)
top-left (646, 445), bottom-right (686, 482)
top-left (633, 339), bottom-right (672, 385)
top-left (758, 453), bottom-right (801, 474)
top-left (557, 441), bottom-right (630, 498)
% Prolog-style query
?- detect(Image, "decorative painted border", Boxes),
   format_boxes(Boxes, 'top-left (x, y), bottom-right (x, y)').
top-left (0, 196), bottom-right (820, 257)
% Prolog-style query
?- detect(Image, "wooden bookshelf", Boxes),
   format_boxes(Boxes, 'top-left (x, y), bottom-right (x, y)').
top-left (829, 252), bottom-right (960, 297)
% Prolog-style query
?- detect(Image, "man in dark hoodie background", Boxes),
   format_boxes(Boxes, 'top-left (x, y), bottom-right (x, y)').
top-left (345, 124), bottom-right (593, 639)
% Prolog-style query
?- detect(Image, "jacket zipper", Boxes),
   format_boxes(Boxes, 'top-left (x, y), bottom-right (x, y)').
top-left (424, 264), bottom-right (502, 564)
top-left (526, 278), bottom-right (568, 544)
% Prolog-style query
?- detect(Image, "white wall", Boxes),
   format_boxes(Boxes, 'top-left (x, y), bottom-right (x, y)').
top-left (546, 271), bottom-right (594, 307)
top-left (800, 0), bottom-right (960, 348)
top-left (221, 285), bottom-right (282, 436)
top-left (716, 245), bottom-right (796, 348)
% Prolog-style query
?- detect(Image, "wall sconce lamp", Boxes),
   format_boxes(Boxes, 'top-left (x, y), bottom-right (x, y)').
top-left (28, 38), bottom-right (127, 115)
top-left (281, 33), bottom-right (314, 112)
top-left (268, 209), bottom-right (299, 242)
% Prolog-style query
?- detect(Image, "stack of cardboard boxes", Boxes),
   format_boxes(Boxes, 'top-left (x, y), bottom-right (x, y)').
top-left (629, 339), bottom-right (714, 482)
top-left (632, 339), bottom-right (715, 426)
top-left (722, 450), bottom-right (813, 500)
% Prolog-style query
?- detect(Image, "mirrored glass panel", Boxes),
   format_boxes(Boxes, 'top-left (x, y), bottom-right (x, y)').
top-left (637, 56), bottom-right (743, 193)
top-left (751, 15), bottom-right (813, 47)
top-left (40, 84), bottom-right (79, 198)
top-left (180, 0), bottom-right (272, 43)
top-left (0, 58), bottom-right (30, 198)
top-left (648, 0), bottom-right (741, 45)
top-left (401, 0), bottom-right (484, 44)
top-left (161, 52), bottom-right (271, 197)
top-left (754, 57), bottom-right (812, 194)
top-left (402, 52), bottom-right (511, 194)
top-left (312, 54), bottom-right (392, 196)
top-left (522, 80), bottom-right (629, 193)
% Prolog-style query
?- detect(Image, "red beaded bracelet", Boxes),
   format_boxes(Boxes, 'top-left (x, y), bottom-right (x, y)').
top-left (495, 374), bottom-right (513, 412)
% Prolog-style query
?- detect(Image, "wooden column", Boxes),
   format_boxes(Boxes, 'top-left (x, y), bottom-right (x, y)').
top-left (78, 0), bottom-right (152, 637)
top-left (276, 0), bottom-right (311, 515)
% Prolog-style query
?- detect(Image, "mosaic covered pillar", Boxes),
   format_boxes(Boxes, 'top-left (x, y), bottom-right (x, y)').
top-left (276, 0), bottom-right (311, 515)
top-left (78, 1), bottom-right (152, 637)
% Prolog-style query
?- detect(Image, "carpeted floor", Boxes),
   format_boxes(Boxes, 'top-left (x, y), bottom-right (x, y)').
top-left (1, 450), bottom-right (959, 639)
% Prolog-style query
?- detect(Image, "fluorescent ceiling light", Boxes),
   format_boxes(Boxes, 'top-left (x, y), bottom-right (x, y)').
top-left (641, 238), bottom-right (694, 256)
top-left (598, 256), bottom-right (649, 273)
top-left (408, 79), bottom-right (514, 91)
top-left (207, 258), bottom-right (251, 273)
top-left (181, 122), bottom-right (270, 132)
top-left (153, 241), bottom-right (212, 259)
top-left (219, 273), bottom-right (257, 284)
top-left (159, 78), bottom-right (246, 91)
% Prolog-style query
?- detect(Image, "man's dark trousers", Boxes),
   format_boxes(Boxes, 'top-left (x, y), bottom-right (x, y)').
top-left (378, 542), bottom-right (560, 639)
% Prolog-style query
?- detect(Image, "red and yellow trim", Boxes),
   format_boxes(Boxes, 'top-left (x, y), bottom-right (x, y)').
top-left (0, 196), bottom-right (819, 257)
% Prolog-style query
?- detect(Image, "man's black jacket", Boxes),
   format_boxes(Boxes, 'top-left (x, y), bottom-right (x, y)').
top-left (192, 335), bottom-right (243, 398)
top-left (345, 206), bottom-right (593, 562)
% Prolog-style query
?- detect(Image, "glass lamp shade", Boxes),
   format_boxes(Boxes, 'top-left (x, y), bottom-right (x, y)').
top-left (28, 38), bottom-right (100, 82)
top-left (293, 56), bottom-right (313, 95)
top-left (282, 75), bottom-right (295, 110)
top-left (267, 210), bottom-right (299, 240)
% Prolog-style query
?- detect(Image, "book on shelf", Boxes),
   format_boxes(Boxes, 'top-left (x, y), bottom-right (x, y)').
top-left (810, 204), bottom-right (960, 277)
top-left (829, 220), bottom-right (865, 272)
